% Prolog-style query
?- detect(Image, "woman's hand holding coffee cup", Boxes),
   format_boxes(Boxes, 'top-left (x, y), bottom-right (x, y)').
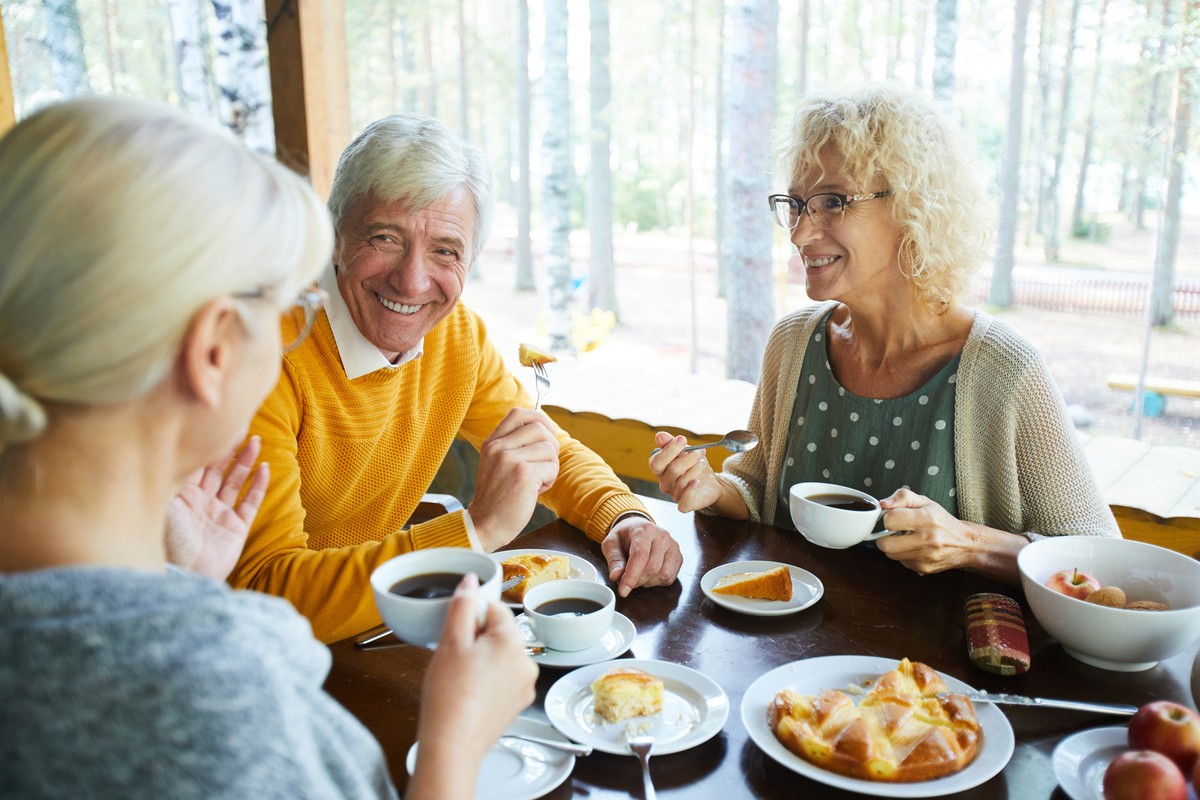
top-left (874, 488), bottom-right (983, 575)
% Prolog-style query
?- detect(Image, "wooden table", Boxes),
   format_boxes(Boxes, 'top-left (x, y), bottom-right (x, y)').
top-left (325, 497), bottom-right (1198, 798)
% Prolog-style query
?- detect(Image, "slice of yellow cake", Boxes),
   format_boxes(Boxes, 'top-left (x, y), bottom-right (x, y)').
top-left (518, 343), bottom-right (557, 367)
top-left (712, 565), bottom-right (793, 601)
top-left (591, 667), bottom-right (664, 723)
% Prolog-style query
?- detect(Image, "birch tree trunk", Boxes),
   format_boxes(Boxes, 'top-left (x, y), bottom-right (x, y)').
top-left (398, 6), bottom-right (418, 112)
top-left (210, 0), bottom-right (274, 154)
top-left (168, 0), bottom-right (212, 116)
top-left (588, 0), bottom-right (617, 317)
top-left (932, 0), bottom-right (956, 109)
top-left (799, 0), bottom-right (810, 95)
top-left (716, 0), bottom-right (728, 299)
top-left (1135, 0), bottom-right (1170, 230)
top-left (990, 0), bottom-right (1032, 309)
top-left (42, 0), bottom-right (91, 96)
top-left (1150, 0), bottom-right (1196, 327)
top-left (457, 0), bottom-right (469, 141)
top-left (542, 0), bottom-right (572, 351)
top-left (723, 0), bottom-right (778, 383)
top-left (1071, 0), bottom-right (1109, 235)
top-left (1043, 0), bottom-right (1081, 262)
top-left (1032, 0), bottom-right (1055, 240)
top-left (515, 0), bottom-right (534, 291)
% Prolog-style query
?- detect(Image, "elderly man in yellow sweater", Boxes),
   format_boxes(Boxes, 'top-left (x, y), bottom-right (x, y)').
top-left (226, 113), bottom-right (683, 643)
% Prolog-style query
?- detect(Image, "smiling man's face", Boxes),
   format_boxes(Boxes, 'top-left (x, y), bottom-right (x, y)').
top-left (332, 188), bottom-right (475, 360)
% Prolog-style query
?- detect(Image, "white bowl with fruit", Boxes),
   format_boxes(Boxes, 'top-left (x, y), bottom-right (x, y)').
top-left (1018, 536), bottom-right (1200, 672)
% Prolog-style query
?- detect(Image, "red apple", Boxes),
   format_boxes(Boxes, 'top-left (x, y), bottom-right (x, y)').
top-left (1192, 757), bottom-right (1200, 797)
top-left (1129, 701), bottom-right (1200, 773)
top-left (1044, 567), bottom-right (1102, 600)
top-left (1103, 750), bottom-right (1187, 800)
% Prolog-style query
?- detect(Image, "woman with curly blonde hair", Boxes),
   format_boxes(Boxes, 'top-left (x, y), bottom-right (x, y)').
top-left (652, 84), bottom-right (1117, 583)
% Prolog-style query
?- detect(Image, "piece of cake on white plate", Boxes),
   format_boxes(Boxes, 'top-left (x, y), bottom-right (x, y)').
top-left (591, 667), bottom-right (664, 723)
top-left (712, 565), bottom-right (793, 601)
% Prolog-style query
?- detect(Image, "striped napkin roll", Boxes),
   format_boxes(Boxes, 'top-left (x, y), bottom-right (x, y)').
top-left (965, 592), bottom-right (1031, 676)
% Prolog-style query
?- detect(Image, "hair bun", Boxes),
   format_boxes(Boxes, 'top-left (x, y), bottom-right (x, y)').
top-left (0, 372), bottom-right (47, 445)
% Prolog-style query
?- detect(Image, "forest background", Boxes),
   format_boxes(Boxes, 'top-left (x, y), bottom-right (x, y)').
top-left (2, 0), bottom-right (1198, 446)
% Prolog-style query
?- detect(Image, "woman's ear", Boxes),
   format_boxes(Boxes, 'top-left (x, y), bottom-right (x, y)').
top-left (177, 297), bottom-right (241, 409)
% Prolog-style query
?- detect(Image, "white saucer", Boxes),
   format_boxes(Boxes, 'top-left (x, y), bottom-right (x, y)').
top-left (516, 611), bottom-right (636, 668)
top-left (1052, 726), bottom-right (1128, 800)
top-left (700, 560), bottom-right (824, 616)
top-left (405, 716), bottom-right (574, 800)
top-left (492, 548), bottom-right (603, 609)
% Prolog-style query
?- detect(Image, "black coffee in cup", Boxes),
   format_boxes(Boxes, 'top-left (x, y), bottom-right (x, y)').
top-left (389, 572), bottom-right (479, 600)
top-left (805, 493), bottom-right (877, 512)
top-left (533, 598), bottom-right (605, 617)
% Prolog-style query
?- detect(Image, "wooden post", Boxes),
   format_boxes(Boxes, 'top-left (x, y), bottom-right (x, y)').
top-left (0, 1), bottom-right (16, 136)
top-left (264, 0), bottom-right (351, 202)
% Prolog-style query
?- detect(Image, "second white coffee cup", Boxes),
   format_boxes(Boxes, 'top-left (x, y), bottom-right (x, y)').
top-left (789, 481), bottom-right (892, 549)
top-left (519, 579), bottom-right (615, 652)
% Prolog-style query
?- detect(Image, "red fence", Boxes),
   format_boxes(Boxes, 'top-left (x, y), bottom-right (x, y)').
top-left (965, 273), bottom-right (1200, 320)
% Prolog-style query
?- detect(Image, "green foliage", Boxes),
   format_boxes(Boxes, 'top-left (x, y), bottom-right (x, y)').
top-left (1071, 219), bottom-right (1112, 243)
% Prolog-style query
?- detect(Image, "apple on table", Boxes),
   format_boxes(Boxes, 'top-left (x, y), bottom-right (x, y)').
top-left (1103, 750), bottom-right (1189, 800)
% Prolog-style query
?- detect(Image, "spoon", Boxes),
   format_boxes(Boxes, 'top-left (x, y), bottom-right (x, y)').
top-left (650, 429), bottom-right (759, 457)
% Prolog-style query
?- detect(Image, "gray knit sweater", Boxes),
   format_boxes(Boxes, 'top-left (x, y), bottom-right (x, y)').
top-left (0, 566), bottom-right (397, 799)
top-left (718, 302), bottom-right (1120, 540)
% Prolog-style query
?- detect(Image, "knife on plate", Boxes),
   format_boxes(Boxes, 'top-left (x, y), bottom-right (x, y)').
top-left (354, 575), bottom-right (526, 648)
top-left (945, 689), bottom-right (1137, 716)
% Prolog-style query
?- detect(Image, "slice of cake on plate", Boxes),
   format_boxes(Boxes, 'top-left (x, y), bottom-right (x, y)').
top-left (712, 565), bottom-right (793, 601)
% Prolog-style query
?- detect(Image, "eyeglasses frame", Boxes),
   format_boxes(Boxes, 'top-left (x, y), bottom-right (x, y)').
top-left (767, 189), bottom-right (893, 231)
top-left (234, 285), bottom-right (327, 354)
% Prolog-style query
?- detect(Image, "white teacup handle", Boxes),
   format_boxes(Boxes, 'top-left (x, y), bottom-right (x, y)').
top-left (863, 508), bottom-right (894, 541)
top-left (517, 617), bottom-right (546, 649)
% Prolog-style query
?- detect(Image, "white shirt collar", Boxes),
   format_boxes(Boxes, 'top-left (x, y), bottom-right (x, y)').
top-left (318, 267), bottom-right (424, 380)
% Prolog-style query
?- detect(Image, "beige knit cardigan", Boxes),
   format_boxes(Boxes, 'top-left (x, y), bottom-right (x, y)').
top-left (717, 302), bottom-right (1121, 541)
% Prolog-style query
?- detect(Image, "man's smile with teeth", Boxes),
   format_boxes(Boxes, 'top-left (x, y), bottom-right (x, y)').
top-left (376, 293), bottom-right (422, 314)
top-left (805, 255), bottom-right (838, 268)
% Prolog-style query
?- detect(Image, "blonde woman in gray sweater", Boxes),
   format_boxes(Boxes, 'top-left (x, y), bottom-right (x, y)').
top-left (651, 85), bottom-right (1118, 584)
top-left (0, 97), bottom-right (535, 799)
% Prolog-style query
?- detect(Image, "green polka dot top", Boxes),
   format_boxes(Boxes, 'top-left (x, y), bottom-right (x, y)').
top-left (777, 311), bottom-right (960, 529)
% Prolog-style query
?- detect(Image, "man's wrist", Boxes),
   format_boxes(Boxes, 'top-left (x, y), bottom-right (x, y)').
top-left (609, 511), bottom-right (652, 532)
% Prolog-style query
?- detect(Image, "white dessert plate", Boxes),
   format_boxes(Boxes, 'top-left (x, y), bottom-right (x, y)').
top-left (405, 716), bottom-right (574, 800)
top-left (545, 658), bottom-right (729, 756)
top-left (1052, 726), bottom-right (1125, 800)
top-left (492, 548), bottom-right (602, 609)
top-left (741, 655), bottom-right (1015, 797)
top-left (700, 560), bottom-right (824, 616)
top-left (516, 610), bottom-right (636, 668)
top-left (1053, 725), bottom-right (1200, 800)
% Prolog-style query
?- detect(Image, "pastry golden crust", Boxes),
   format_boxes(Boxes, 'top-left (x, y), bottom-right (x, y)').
top-left (591, 667), bottom-right (664, 723)
top-left (500, 553), bottom-right (569, 603)
top-left (712, 565), bottom-right (793, 601)
top-left (518, 343), bottom-right (557, 367)
top-left (767, 659), bottom-right (981, 783)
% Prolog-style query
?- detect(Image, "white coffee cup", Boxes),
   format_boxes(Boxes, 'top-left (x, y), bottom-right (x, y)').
top-left (370, 548), bottom-right (500, 648)
top-left (789, 482), bottom-right (892, 549)
top-left (519, 579), bottom-right (615, 652)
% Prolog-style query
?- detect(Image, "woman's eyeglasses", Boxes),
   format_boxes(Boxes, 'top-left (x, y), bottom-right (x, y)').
top-left (767, 190), bottom-right (892, 231)
top-left (235, 286), bottom-right (327, 354)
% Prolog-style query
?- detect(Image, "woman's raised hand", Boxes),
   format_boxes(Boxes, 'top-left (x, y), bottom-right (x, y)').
top-left (649, 431), bottom-right (725, 513)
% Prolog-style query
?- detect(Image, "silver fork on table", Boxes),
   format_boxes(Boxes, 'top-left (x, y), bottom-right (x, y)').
top-left (532, 361), bottom-right (550, 411)
top-left (627, 736), bottom-right (656, 800)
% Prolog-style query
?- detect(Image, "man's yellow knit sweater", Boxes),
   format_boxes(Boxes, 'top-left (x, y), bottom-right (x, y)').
top-left (230, 302), bottom-right (647, 643)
